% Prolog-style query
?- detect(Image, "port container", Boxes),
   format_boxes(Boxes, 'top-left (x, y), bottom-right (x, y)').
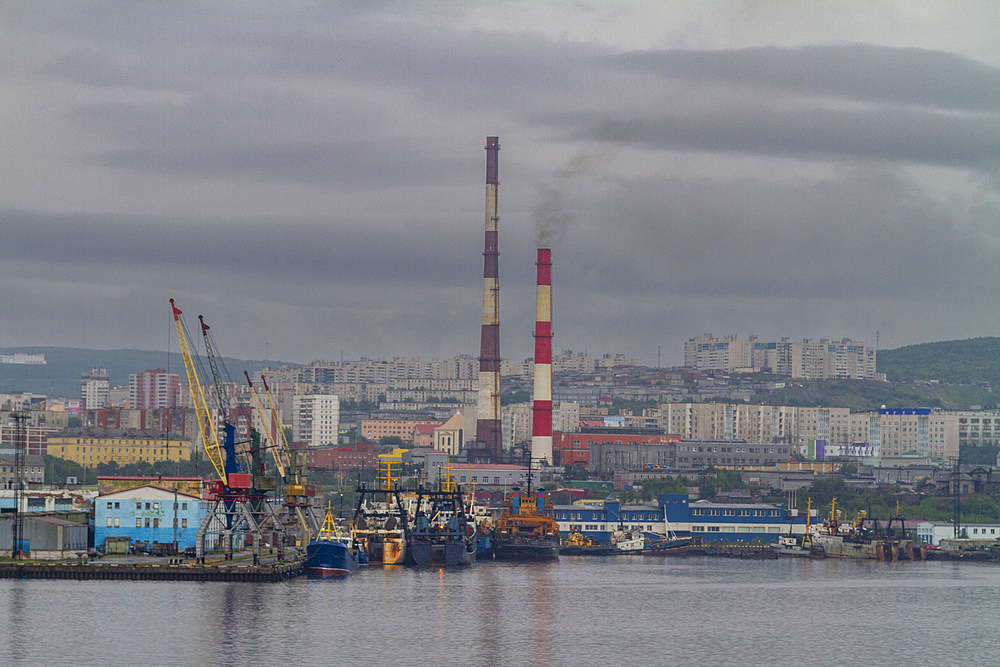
top-left (228, 473), bottom-right (253, 489)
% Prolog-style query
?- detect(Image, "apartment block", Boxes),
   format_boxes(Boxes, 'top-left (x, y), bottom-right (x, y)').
top-left (129, 369), bottom-right (180, 409)
top-left (292, 394), bottom-right (340, 448)
top-left (81, 368), bottom-right (110, 410)
top-left (684, 334), bottom-right (878, 380)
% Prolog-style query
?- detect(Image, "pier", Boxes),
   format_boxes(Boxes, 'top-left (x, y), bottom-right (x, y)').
top-left (0, 557), bottom-right (305, 582)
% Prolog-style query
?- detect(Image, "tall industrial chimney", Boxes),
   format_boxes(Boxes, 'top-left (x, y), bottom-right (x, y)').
top-left (476, 137), bottom-right (503, 463)
top-left (531, 248), bottom-right (553, 465)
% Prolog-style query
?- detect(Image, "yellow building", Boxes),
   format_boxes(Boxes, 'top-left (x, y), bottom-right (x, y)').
top-left (47, 433), bottom-right (192, 468)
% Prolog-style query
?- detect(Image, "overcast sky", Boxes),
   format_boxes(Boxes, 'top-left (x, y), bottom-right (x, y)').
top-left (2, 1), bottom-right (998, 367)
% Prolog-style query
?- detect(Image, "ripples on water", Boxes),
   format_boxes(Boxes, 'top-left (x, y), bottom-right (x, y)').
top-left (3, 557), bottom-right (999, 666)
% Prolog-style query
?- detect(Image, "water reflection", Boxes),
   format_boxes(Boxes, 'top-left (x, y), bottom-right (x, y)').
top-left (4, 559), bottom-right (1000, 664)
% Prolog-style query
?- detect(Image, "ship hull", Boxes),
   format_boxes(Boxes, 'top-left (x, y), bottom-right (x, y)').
top-left (410, 538), bottom-right (475, 566)
top-left (493, 539), bottom-right (560, 561)
top-left (362, 535), bottom-right (407, 565)
top-left (306, 540), bottom-right (357, 578)
top-left (636, 538), bottom-right (691, 557)
top-left (559, 544), bottom-right (616, 556)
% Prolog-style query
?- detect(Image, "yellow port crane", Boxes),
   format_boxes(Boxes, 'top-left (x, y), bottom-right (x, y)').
top-left (244, 371), bottom-right (318, 543)
top-left (170, 299), bottom-right (286, 562)
top-left (170, 299), bottom-right (227, 484)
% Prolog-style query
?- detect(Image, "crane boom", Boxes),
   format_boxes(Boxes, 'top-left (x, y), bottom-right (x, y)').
top-left (170, 299), bottom-right (227, 484)
top-left (244, 371), bottom-right (290, 479)
top-left (261, 375), bottom-right (295, 461)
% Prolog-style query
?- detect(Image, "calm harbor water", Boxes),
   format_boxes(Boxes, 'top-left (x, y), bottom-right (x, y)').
top-left (3, 556), bottom-right (999, 665)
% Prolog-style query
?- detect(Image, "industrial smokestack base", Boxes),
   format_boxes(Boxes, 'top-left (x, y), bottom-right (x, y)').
top-left (531, 247), bottom-right (553, 465)
top-left (476, 136), bottom-right (503, 463)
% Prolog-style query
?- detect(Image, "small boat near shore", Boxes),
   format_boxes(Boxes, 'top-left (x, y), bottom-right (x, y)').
top-left (559, 529), bottom-right (615, 556)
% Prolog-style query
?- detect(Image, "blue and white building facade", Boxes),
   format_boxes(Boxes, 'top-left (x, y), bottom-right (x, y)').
top-left (552, 493), bottom-right (807, 543)
top-left (94, 485), bottom-right (204, 551)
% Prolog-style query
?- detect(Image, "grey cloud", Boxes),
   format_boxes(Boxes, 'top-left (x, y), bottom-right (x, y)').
top-left (613, 44), bottom-right (1000, 112)
top-left (0, 209), bottom-right (482, 289)
top-left (556, 167), bottom-right (998, 303)
top-left (567, 108), bottom-right (1000, 170)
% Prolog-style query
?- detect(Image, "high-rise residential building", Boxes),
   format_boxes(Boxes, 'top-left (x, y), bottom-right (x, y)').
top-left (81, 368), bottom-right (110, 409)
top-left (684, 334), bottom-right (878, 380)
top-left (655, 402), bottom-right (961, 462)
top-left (129, 369), bottom-right (180, 410)
top-left (292, 394), bottom-right (340, 448)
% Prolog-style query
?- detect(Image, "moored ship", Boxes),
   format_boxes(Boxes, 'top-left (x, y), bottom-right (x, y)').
top-left (809, 499), bottom-right (926, 561)
top-left (491, 486), bottom-right (560, 561)
top-left (306, 505), bottom-right (365, 578)
top-left (408, 486), bottom-right (476, 567)
top-left (352, 483), bottom-right (409, 566)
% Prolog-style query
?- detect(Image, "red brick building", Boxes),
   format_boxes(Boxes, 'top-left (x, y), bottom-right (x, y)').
top-left (553, 431), bottom-right (682, 468)
top-left (305, 443), bottom-right (377, 472)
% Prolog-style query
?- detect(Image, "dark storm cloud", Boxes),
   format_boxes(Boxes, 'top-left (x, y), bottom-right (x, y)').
top-left (613, 44), bottom-right (1000, 112)
top-left (0, 208), bottom-right (479, 289)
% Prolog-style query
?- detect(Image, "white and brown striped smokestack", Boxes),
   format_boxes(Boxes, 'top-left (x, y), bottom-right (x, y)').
top-left (532, 247), bottom-right (553, 465)
top-left (477, 136), bottom-right (503, 463)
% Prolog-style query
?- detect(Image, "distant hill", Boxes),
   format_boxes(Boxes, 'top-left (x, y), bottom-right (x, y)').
top-left (0, 346), bottom-right (294, 399)
top-left (762, 337), bottom-right (1000, 411)
top-left (877, 337), bottom-right (1000, 388)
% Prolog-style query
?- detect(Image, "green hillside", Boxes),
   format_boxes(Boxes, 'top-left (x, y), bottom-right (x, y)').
top-left (877, 337), bottom-right (1000, 387)
top-left (762, 337), bottom-right (1000, 410)
top-left (0, 346), bottom-right (291, 399)
top-left (767, 379), bottom-right (996, 411)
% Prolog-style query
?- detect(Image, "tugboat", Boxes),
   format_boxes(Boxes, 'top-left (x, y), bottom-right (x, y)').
top-left (559, 527), bottom-right (615, 556)
top-left (408, 485), bottom-right (477, 567)
top-left (306, 504), bottom-right (366, 578)
top-left (491, 466), bottom-right (560, 561)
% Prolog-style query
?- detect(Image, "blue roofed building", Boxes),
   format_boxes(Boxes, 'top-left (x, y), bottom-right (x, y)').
top-left (551, 493), bottom-right (807, 543)
top-left (94, 484), bottom-right (204, 552)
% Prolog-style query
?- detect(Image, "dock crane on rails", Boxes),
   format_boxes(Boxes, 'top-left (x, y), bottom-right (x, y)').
top-left (244, 371), bottom-right (319, 545)
top-left (170, 299), bottom-right (286, 563)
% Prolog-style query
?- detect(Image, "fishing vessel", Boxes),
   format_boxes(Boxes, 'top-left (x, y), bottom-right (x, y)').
top-left (635, 503), bottom-right (692, 556)
top-left (637, 535), bottom-right (692, 556)
top-left (306, 505), bottom-right (365, 578)
top-left (610, 527), bottom-right (646, 553)
top-left (351, 486), bottom-right (409, 566)
top-left (809, 498), bottom-right (926, 561)
top-left (408, 486), bottom-right (476, 566)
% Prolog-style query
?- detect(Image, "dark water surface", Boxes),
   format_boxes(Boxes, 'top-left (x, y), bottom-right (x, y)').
top-left (2, 556), bottom-right (997, 666)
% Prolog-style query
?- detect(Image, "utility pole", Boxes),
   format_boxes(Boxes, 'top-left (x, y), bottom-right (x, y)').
top-left (173, 486), bottom-right (179, 554)
top-left (952, 454), bottom-right (961, 538)
top-left (11, 413), bottom-right (27, 559)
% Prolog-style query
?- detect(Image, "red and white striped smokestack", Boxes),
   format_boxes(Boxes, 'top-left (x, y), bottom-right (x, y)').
top-left (532, 247), bottom-right (553, 465)
top-left (477, 136), bottom-right (503, 463)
